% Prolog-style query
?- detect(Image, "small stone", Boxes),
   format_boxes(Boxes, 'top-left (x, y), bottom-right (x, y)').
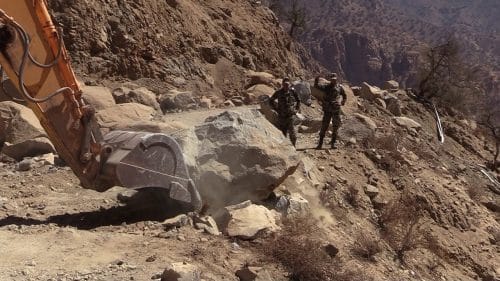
top-left (339, 177), bottom-right (348, 184)
top-left (146, 255), bottom-right (157, 262)
top-left (231, 242), bottom-right (241, 250)
top-left (371, 197), bottom-right (388, 209)
top-left (318, 166), bottom-right (325, 171)
top-left (235, 266), bottom-right (273, 281)
top-left (161, 262), bottom-right (201, 281)
top-left (223, 100), bottom-right (235, 107)
top-left (163, 214), bottom-right (192, 229)
top-left (151, 273), bottom-right (162, 280)
top-left (193, 215), bottom-right (220, 236)
top-left (16, 159), bottom-right (34, 171)
top-left (225, 201), bottom-right (280, 239)
top-left (200, 238), bottom-right (209, 242)
top-left (117, 190), bottom-right (138, 203)
top-left (38, 153), bottom-right (55, 166)
top-left (177, 235), bottom-right (186, 241)
top-left (112, 260), bottom-right (125, 266)
top-left (363, 184), bottom-right (379, 199)
top-left (458, 164), bottom-right (467, 172)
top-left (324, 244), bottom-right (339, 258)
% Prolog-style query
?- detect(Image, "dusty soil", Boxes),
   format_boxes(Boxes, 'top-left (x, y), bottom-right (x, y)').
top-left (0, 0), bottom-right (499, 280)
top-left (0, 162), bottom-right (287, 281)
top-left (1, 93), bottom-right (499, 280)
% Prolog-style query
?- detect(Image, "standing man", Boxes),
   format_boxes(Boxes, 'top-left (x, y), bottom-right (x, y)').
top-left (269, 77), bottom-right (301, 147)
top-left (314, 73), bottom-right (347, 149)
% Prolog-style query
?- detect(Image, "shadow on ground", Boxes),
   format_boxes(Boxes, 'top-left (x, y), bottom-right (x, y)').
top-left (0, 189), bottom-right (189, 230)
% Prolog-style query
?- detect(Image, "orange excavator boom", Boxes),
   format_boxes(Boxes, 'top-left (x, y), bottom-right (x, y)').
top-left (0, 0), bottom-right (201, 211)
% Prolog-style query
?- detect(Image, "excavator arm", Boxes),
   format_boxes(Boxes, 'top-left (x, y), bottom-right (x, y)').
top-left (0, 0), bottom-right (201, 211)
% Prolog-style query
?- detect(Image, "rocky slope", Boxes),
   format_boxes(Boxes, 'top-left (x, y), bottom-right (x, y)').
top-left (1, 79), bottom-right (499, 280)
top-left (0, 1), bottom-right (499, 280)
top-left (46, 0), bottom-right (322, 97)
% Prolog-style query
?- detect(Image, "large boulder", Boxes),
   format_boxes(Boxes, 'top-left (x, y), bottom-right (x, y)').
top-left (112, 87), bottom-right (161, 111)
top-left (81, 86), bottom-right (116, 110)
top-left (338, 114), bottom-right (377, 143)
top-left (352, 113), bottom-right (377, 130)
top-left (159, 90), bottom-right (197, 112)
top-left (119, 109), bottom-right (299, 210)
top-left (382, 80), bottom-right (399, 91)
top-left (310, 78), bottom-right (329, 101)
top-left (175, 109), bottom-right (299, 210)
top-left (258, 95), bottom-right (279, 126)
top-left (0, 102), bottom-right (45, 144)
top-left (246, 84), bottom-right (275, 98)
top-left (222, 201), bottom-right (280, 239)
top-left (360, 82), bottom-right (386, 101)
top-left (2, 137), bottom-right (55, 161)
top-left (95, 103), bottom-right (156, 130)
top-left (245, 71), bottom-right (275, 87)
top-left (161, 262), bottom-right (201, 281)
top-left (292, 81), bottom-right (312, 106)
top-left (0, 102), bottom-right (54, 160)
top-left (393, 116), bottom-right (422, 130)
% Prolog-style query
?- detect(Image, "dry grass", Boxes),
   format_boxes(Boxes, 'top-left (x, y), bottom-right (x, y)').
top-left (379, 194), bottom-right (429, 264)
top-left (258, 215), bottom-right (373, 281)
top-left (466, 186), bottom-right (484, 201)
top-left (344, 184), bottom-right (360, 208)
top-left (351, 232), bottom-right (383, 262)
top-left (319, 185), bottom-right (351, 222)
top-left (487, 227), bottom-right (500, 245)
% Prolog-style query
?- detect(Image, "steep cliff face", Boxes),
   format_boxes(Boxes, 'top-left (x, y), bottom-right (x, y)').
top-left (271, 0), bottom-right (499, 88)
top-left (46, 0), bottom-right (321, 94)
top-left (305, 30), bottom-right (419, 87)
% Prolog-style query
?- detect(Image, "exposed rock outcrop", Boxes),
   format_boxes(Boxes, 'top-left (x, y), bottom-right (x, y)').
top-left (0, 102), bottom-right (54, 160)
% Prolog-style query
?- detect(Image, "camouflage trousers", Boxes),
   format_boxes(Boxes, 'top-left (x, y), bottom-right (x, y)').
top-left (319, 109), bottom-right (341, 143)
top-left (278, 115), bottom-right (297, 146)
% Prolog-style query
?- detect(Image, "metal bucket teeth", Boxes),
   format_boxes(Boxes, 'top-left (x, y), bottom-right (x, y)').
top-left (98, 131), bottom-right (202, 212)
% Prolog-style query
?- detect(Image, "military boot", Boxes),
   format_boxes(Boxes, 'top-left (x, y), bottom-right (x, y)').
top-left (315, 136), bottom-right (324, 150)
top-left (330, 136), bottom-right (338, 149)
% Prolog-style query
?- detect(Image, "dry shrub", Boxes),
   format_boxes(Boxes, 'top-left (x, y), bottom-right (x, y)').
top-left (379, 194), bottom-right (428, 263)
top-left (379, 152), bottom-right (404, 173)
top-left (466, 186), bottom-right (484, 201)
top-left (487, 227), bottom-right (500, 245)
top-left (344, 184), bottom-right (360, 208)
top-left (351, 232), bottom-right (383, 262)
top-left (260, 215), bottom-right (336, 281)
top-left (423, 234), bottom-right (450, 261)
top-left (259, 216), bottom-right (373, 281)
top-left (372, 134), bottom-right (400, 152)
top-left (319, 184), bottom-right (350, 222)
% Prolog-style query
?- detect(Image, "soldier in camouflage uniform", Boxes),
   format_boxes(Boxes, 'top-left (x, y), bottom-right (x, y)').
top-left (314, 73), bottom-right (347, 149)
top-left (269, 77), bottom-right (301, 147)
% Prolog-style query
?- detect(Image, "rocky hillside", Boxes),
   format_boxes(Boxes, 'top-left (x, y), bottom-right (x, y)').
top-left (0, 1), bottom-right (499, 281)
top-left (46, 0), bottom-right (322, 96)
top-left (270, 0), bottom-right (500, 89)
top-left (1, 77), bottom-right (499, 280)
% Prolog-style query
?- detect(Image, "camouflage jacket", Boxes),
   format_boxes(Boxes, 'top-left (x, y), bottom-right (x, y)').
top-left (315, 82), bottom-right (347, 112)
top-left (269, 88), bottom-right (300, 117)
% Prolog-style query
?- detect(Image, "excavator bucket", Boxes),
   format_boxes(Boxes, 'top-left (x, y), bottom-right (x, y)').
top-left (99, 131), bottom-right (202, 211)
top-left (0, 1), bottom-right (202, 212)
